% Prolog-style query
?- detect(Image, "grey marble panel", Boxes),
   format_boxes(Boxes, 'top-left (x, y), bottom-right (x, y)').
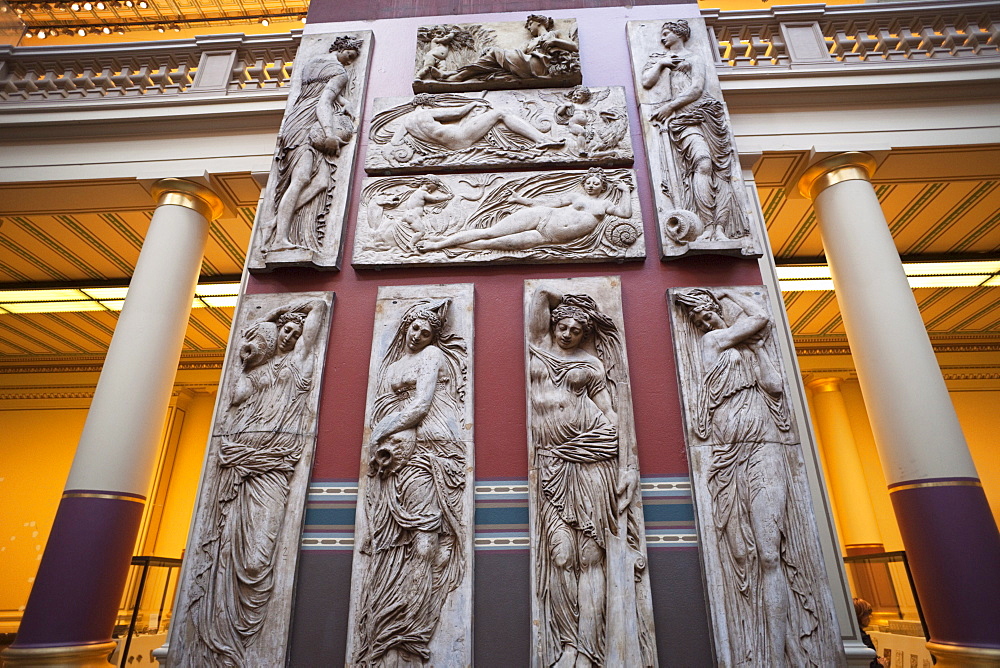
top-left (667, 286), bottom-right (846, 667)
top-left (248, 31), bottom-right (374, 271)
top-left (627, 19), bottom-right (762, 259)
top-left (347, 284), bottom-right (475, 668)
top-left (352, 168), bottom-right (643, 268)
top-left (524, 276), bottom-right (658, 668)
top-left (168, 291), bottom-right (335, 667)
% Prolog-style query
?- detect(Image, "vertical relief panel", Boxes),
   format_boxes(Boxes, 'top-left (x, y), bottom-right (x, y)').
top-left (168, 291), bottom-right (335, 667)
top-left (667, 286), bottom-right (845, 667)
top-left (347, 284), bottom-right (475, 667)
top-left (627, 18), bottom-right (762, 260)
top-left (524, 276), bottom-right (657, 668)
top-left (248, 31), bottom-right (374, 271)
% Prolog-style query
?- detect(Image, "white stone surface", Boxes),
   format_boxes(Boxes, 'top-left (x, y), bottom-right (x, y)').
top-left (352, 168), bottom-right (643, 268)
top-left (168, 291), bottom-right (335, 667)
top-left (524, 276), bottom-right (657, 668)
top-left (668, 286), bottom-right (845, 667)
top-left (248, 31), bottom-right (374, 271)
top-left (347, 283), bottom-right (475, 668)
top-left (364, 87), bottom-right (633, 175)
top-left (627, 18), bottom-right (762, 259)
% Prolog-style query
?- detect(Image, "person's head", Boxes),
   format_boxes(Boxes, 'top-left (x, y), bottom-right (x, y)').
top-left (331, 35), bottom-right (363, 66)
top-left (401, 306), bottom-right (444, 353)
top-left (853, 598), bottom-right (873, 628)
top-left (550, 304), bottom-right (593, 350)
top-left (240, 321), bottom-right (277, 370)
top-left (582, 167), bottom-right (609, 196)
top-left (526, 14), bottom-right (554, 35)
top-left (567, 85), bottom-right (592, 104)
top-left (419, 176), bottom-right (444, 193)
top-left (276, 311), bottom-right (306, 352)
top-left (675, 289), bottom-right (725, 333)
top-left (660, 19), bottom-right (691, 47)
top-left (411, 93), bottom-right (435, 108)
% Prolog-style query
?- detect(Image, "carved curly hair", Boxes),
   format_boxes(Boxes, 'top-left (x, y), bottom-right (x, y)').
top-left (662, 19), bottom-right (691, 42)
top-left (525, 14), bottom-right (554, 31)
top-left (550, 304), bottom-right (594, 336)
top-left (330, 35), bottom-right (364, 53)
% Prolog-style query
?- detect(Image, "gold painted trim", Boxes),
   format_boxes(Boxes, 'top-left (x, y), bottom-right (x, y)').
top-left (797, 152), bottom-right (878, 200)
top-left (926, 641), bottom-right (1000, 668)
top-left (151, 178), bottom-right (225, 221)
top-left (888, 480), bottom-right (982, 494)
top-left (62, 492), bottom-right (146, 503)
top-left (1, 641), bottom-right (117, 667)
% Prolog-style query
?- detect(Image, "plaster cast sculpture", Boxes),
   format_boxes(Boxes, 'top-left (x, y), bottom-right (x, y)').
top-left (365, 88), bottom-right (633, 175)
top-left (248, 31), bottom-right (373, 271)
top-left (347, 284), bottom-right (475, 667)
top-left (168, 292), bottom-right (335, 667)
top-left (627, 19), bottom-right (762, 259)
top-left (525, 277), bottom-right (657, 668)
top-left (413, 16), bottom-right (581, 93)
top-left (668, 286), bottom-right (845, 667)
top-left (352, 168), bottom-right (643, 268)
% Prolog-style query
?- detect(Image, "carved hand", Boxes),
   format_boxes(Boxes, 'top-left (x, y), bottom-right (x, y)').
top-left (650, 102), bottom-right (676, 124)
top-left (616, 468), bottom-right (640, 514)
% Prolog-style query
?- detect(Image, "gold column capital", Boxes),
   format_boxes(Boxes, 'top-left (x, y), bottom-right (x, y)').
top-left (151, 178), bottom-right (225, 221)
top-left (797, 152), bottom-right (877, 200)
top-left (806, 376), bottom-right (844, 394)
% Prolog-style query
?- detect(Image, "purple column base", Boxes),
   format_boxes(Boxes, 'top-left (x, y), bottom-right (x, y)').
top-left (11, 492), bottom-right (145, 648)
top-left (890, 479), bottom-right (1000, 649)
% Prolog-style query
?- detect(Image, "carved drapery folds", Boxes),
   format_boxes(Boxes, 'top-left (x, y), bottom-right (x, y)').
top-left (524, 277), bottom-right (657, 668)
top-left (352, 168), bottom-right (644, 267)
top-left (627, 19), bottom-right (762, 259)
top-left (347, 284), bottom-right (475, 667)
top-left (248, 31), bottom-right (374, 271)
top-left (667, 286), bottom-right (845, 667)
top-left (365, 87), bottom-right (633, 175)
top-left (413, 16), bottom-right (581, 93)
top-left (168, 291), bottom-right (335, 667)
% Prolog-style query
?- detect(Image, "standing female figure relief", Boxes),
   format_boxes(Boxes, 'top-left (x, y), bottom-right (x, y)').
top-left (674, 288), bottom-right (822, 666)
top-left (354, 300), bottom-right (468, 666)
top-left (528, 289), bottom-right (643, 667)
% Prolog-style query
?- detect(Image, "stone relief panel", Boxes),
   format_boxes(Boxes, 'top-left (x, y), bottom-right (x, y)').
top-left (627, 19), bottom-right (762, 259)
top-left (168, 291), bottom-right (335, 667)
top-left (248, 31), bottom-right (373, 271)
top-left (352, 168), bottom-right (643, 268)
top-left (667, 286), bottom-right (845, 667)
top-left (412, 15), bottom-right (581, 93)
top-left (347, 284), bottom-right (475, 667)
top-left (524, 277), bottom-right (658, 668)
top-left (365, 87), bottom-right (633, 175)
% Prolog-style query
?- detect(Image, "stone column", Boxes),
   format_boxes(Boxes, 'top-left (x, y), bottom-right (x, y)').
top-left (2, 179), bottom-right (223, 668)
top-left (798, 153), bottom-right (1000, 667)
top-left (807, 377), bottom-right (884, 556)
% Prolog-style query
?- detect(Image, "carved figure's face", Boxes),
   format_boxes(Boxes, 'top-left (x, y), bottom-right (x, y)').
top-left (406, 317), bottom-right (435, 352)
top-left (660, 27), bottom-right (681, 48)
top-left (554, 317), bottom-right (585, 350)
top-left (526, 19), bottom-right (545, 36)
top-left (583, 175), bottom-right (606, 196)
top-left (337, 48), bottom-right (360, 66)
top-left (278, 321), bottom-right (303, 352)
top-left (569, 89), bottom-right (590, 104)
top-left (691, 310), bottom-right (725, 333)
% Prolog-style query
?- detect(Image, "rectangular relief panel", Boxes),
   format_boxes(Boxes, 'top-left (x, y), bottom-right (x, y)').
top-left (352, 168), bottom-right (643, 268)
top-left (412, 16), bottom-right (581, 93)
top-left (247, 31), bottom-right (374, 272)
top-left (524, 276), bottom-right (658, 668)
top-left (347, 283), bottom-right (475, 667)
top-left (667, 286), bottom-right (845, 667)
top-left (168, 291), bottom-right (335, 667)
top-left (626, 19), bottom-right (762, 260)
top-left (365, 87), bottom-right (633, 175)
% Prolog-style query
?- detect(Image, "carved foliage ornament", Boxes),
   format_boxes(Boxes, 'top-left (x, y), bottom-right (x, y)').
top-left (524, 277), bottom-right (658, 668)
top-left (667, 286), bottom-right (845, 667)
top-left (347, 284), bottom-right (475, 667)
top-left (627, 19), bottom-right (762, 259)
top-left (248, 31), bottom-right (374, 271)
top-left (168, 291), bottom-right (335, 667)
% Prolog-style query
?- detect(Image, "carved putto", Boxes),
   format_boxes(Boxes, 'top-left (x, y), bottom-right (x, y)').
top-left (248, 31), bottom-right (373, 271)
top-left (413, 16), bottom-right (581, 93)
top-left (353, 168), bottom-right (644, 268)
top-left (627, 19), bottom-right (761, 259)
top-left (168, 292), bottom-right (334, 667)
top-left (347, 285), bottom-right (475, 667)
top-left (668, 286), bottom-right (845, 667)
top-left (365, 88), bottom-right (633, 175)
top-left (525, 277), bottom-right (657, 667)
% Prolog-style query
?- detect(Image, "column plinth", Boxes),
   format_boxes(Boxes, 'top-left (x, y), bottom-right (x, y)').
top-left (798, 153), bottom-right (1000, 663)
top-left (3, 179), bottom-right (223, 667)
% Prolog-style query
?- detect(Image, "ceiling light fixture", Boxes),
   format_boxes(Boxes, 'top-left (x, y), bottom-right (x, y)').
top-left (776, 260), bottom-right (1000, 292)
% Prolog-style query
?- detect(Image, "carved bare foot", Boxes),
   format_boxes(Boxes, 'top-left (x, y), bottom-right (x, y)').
top-left (536, 138), bottom-right (567, 150)
top-left (263, 240), bottom-right (307, 254)
top-left (416, 239), bottom-right (444, 253)
top-left (553, 646), bottom-right (578, 668)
